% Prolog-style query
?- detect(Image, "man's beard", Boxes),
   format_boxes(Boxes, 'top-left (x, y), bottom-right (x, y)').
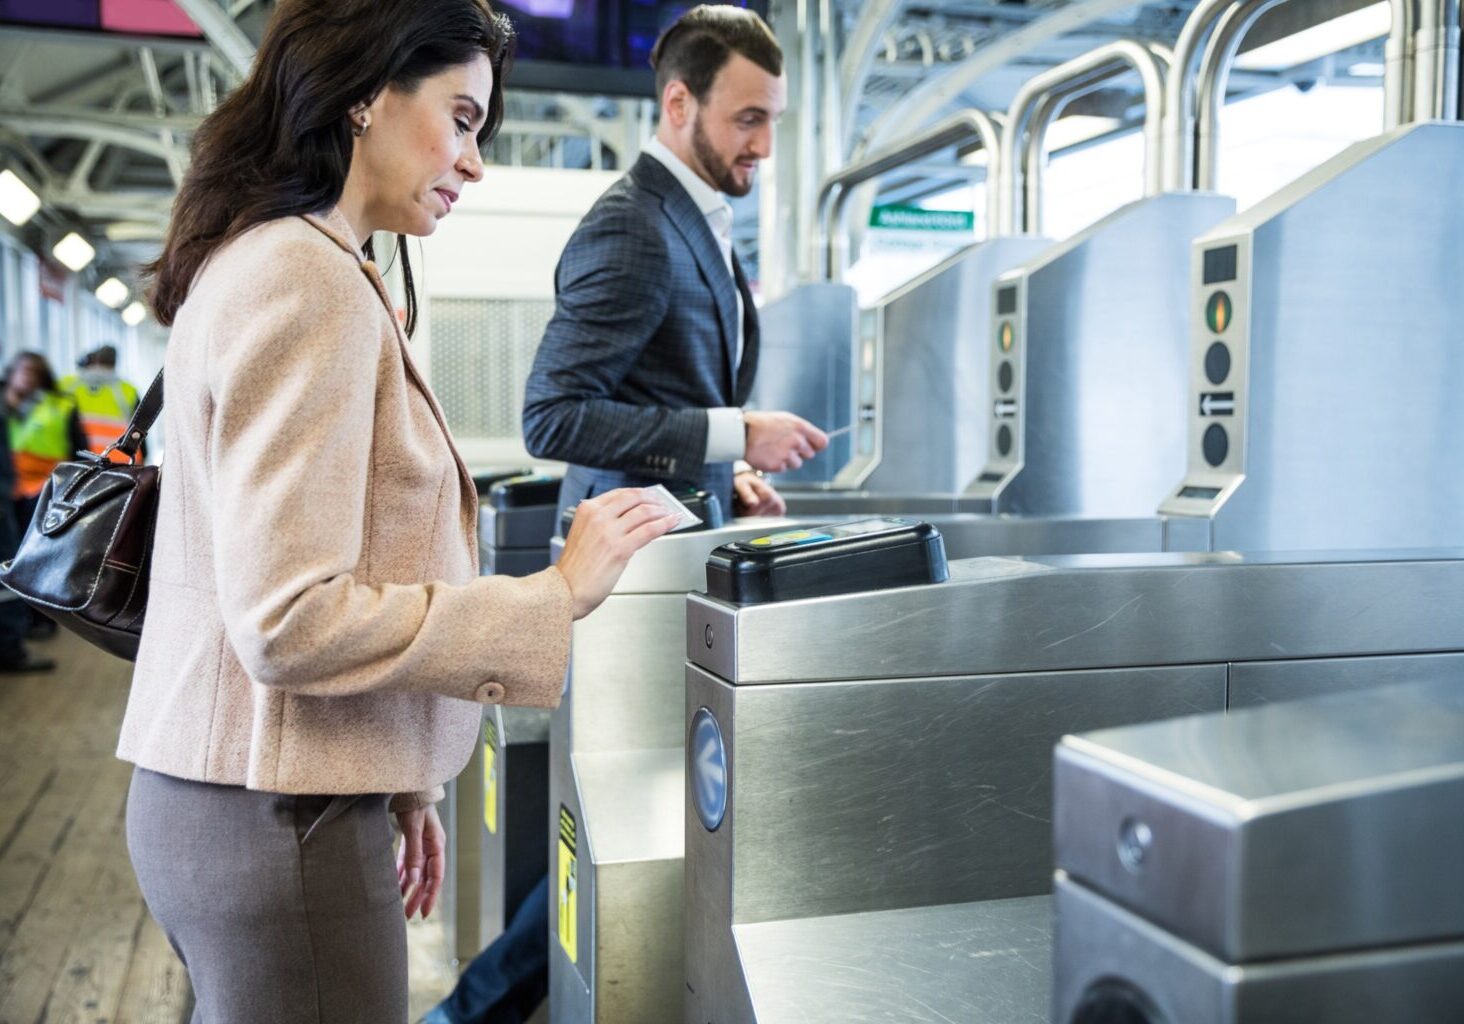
top-left (692, 114), bottom-right (753, 197)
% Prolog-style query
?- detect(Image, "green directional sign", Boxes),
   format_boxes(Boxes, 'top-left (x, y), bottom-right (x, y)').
top-left (869, 204), bottom-right (975, 232)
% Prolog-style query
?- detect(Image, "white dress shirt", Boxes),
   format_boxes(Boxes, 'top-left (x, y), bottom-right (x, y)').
top-left (643, 136), bottom-right (746, 465)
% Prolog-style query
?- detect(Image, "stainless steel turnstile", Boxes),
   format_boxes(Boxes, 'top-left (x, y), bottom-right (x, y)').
top-left (1055, 677), bottom-right (1464, 1022)
top-left (548, 515), bottom-right (1173, 1024)
top-left (683, 549), bottom-right (1464, 1023)
top-left (446, 473), bottom-right (562, 967)
top-left (757, 237), bottom-right (1049, 494)
top-left (1160, 121), bottom-right (1464, 551)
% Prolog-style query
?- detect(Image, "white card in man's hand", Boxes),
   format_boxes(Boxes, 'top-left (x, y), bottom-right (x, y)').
top-left (644, 484), bottom-right (703, 532)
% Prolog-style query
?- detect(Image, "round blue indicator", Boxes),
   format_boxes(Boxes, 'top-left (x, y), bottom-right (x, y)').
top-left (690, 707), bottom-right (728, 832)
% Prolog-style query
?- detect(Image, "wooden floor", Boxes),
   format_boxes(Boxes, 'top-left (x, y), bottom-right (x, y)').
top-left (0, 630), bottom-right (462, 1024)
top-left (0, 630), bottom-right (189, 1024)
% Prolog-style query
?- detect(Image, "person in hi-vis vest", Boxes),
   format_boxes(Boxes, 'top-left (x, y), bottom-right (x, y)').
top-left (5, 351), bottom-right (88, 521)
top-left (59, 344), bottom-right (142, 461)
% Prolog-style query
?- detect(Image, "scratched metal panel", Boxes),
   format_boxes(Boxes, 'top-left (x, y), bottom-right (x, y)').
top-left (735, 896), bottom-right (1052, 1024)
top-left (727, 663), bottom-right (1224, 923)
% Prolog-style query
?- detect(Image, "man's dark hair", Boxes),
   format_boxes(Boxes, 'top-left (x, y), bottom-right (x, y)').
top-left (650, 5), bottom-right (782, 104)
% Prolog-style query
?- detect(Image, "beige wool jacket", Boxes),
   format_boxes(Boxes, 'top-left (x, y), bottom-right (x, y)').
top-left (117, 208), bottom-right (572, 811)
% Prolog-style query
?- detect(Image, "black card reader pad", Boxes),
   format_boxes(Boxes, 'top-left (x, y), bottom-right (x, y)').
top-left (705, 518), bottom-right (949, 604)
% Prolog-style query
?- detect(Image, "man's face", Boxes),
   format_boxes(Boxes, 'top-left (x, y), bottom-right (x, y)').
top-left (684, 53), bottom-right (786, 197)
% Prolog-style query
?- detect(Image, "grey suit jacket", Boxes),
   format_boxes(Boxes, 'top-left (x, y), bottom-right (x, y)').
top-left (522, 153), bottom-right (760, 522)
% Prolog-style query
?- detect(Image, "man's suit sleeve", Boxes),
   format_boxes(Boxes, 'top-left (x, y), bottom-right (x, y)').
top-left (522, 201), bottom-right (711, 478)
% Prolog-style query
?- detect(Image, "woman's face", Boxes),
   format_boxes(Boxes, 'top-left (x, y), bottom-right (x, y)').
top-left (350, 55), bottom-right (493, 238)
top-left (8, 358), bottom-right (42, 398)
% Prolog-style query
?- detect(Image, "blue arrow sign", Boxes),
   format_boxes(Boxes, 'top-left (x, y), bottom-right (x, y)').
top-left (690, 708), bottom-right (727, 832)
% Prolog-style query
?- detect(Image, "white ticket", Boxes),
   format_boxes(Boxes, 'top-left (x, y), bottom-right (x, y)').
top-left (644, 484), bottom-right (703, 532)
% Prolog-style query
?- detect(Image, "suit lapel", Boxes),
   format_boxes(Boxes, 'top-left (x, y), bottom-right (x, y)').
top-left (732, 250), bottom-right (759, 405)
top-left (634, 156), bottom-right (740, 399)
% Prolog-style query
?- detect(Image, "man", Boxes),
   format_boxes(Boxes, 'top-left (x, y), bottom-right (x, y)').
top-left (59, 344), bottom-right (142, 459)
top-left (522, 3), bottom-right (827, 526)
top-left (427, 13), bottom-right (826, 1022)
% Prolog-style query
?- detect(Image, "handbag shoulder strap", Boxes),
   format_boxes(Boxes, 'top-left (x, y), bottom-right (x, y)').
top-left (110, 369), bottom-right (163, 460)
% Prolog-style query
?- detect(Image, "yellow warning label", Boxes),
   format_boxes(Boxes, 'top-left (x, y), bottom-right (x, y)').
top-left (557, 805), bottom-right (577, 964)
top-left (482, 722), bottom-right (499, 835)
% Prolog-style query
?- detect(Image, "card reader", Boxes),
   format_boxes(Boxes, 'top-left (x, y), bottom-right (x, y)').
top-left (705, 518), bottom-right (949, 604)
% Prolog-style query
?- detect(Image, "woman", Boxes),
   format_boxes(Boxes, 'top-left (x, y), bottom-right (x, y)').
top-left (119, 2), bottom-right (678, 1020)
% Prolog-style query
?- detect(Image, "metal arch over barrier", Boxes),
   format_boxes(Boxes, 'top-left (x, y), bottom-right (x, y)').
top-left (1166, 0), bottom-right (1432, 191)
top-left (998, 40), bottom-right (1170, 236)
top-left (813, 109), bottom-right (1004, 281)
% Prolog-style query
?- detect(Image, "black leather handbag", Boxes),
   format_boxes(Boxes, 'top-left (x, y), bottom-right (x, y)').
top-left (0, 370), bottom-right (163, 661)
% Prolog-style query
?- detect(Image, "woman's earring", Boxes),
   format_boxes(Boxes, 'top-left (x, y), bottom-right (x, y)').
top-left (352, 119), bottom-right (369, 137)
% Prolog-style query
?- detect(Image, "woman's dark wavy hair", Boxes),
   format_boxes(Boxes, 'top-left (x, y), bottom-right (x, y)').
top-left (147, 0), bottom-right (514, 336)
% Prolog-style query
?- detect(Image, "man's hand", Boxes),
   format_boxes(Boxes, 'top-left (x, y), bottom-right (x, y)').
top-left (733, 471), bottom-right (786, 517)
top-left (744, 411), bottom-right (828, 474)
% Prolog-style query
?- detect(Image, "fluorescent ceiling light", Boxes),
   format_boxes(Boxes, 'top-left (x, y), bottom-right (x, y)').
top-left (1047, 115), bottom-right (1123, 151)
top-left (121, 301), bottom-right (147, 327)
top-left (96, 277), bottom-right (129, 309)
top-left (1235, 1), bottom-right (1391, 70)
top-left (53, 232), bottom-right (96, 273)
top-left (0, 169), bottom-right (41, 226)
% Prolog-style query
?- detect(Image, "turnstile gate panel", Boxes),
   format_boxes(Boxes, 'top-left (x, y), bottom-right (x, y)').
top-left (754, 237), bottom-right (1048, 494)
top-left (970, 192), bottom-right (1236, 516)
top-left (1054, 678), bottom-right (1464, 1023)
top-left (1055, 676), bottom-right (1464, 963)
top-left (550, 514), bottom-right (1167, 1024)
top-left (1160, 122), bottom-right (1464, 551)
top-left (683, 546), bottom-right (1464, 1024)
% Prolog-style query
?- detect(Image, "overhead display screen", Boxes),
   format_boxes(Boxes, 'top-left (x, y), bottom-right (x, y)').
top-left (0, 0), bottom-right (201, 36)
top-left (503, 0), bottom-right (769, 96)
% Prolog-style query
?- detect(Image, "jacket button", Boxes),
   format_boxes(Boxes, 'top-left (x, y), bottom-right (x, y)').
top-left (476, 681), bottom-right (505, 704)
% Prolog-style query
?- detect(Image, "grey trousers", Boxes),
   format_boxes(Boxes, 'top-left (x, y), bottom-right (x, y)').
top-left (126, 767), bottom-right (407, 1024)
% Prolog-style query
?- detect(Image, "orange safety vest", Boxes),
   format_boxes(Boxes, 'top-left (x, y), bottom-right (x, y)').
top-left (58, 374), bottom-right (140, 457)
top-left (9, 392), bottom-right (79, 500)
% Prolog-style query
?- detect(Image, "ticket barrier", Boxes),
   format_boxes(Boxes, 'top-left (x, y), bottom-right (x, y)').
top-left (444, 473), bottom-right (564, 965)
top-left (548, 510), bottom-right (1189, 1024)
top-left (480, 473), bottom-right (563, 576)
top-left (681, 521), bottom-right (1464, 1023)
top-left (1055, 677), bottom-right (1464, 1022)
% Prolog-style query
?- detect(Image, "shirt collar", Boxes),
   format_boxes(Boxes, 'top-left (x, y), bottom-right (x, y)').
top-left (643, 136), bottom-right (732, 222)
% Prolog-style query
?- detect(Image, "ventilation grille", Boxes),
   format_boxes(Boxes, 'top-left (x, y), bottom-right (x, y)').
top-left (429, 298), bottom-right (555, 440)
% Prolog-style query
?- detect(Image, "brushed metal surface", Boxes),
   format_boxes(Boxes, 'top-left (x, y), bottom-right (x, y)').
top-left (1161, 123), bottom-right (1464, 552)
top-left (780, 491), bottom-right (993, 516)
top-left (684, 664), bottom-right (746, 1024)
top-left (1228, 651), bottom-right (1464, 708)
top-left (973, 192), bottom-right (1235, 516)
top-left (753, 238), bottom-right (1048, 494)
top-left (723, 663), bottom-right (1224, 924)
top-left (1054, 873), bottom-right (1464, 1024)
top-left (1055, 678), bottom-right (1464, 962)
top-left (550, 523), bottom-right (800, 1024)
top-left (734, 896), bottom-right (1051, 1024)
top-left (748, 283), bottom-right (857, 488)
top-left (575, 749), bottom-right (683, 865)
top-left (688, 551), bottom-right (1464, 685)
top-left (863, 236), bottom-right (1051, 493)
top-left (567, 593), bottom-right (687, 755)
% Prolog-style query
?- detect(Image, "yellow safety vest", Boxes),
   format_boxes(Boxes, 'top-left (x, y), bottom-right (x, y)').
top-left (58, 374), bottom-right (140, 456)
top-left (9, 392), bottom-right (80, 499)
